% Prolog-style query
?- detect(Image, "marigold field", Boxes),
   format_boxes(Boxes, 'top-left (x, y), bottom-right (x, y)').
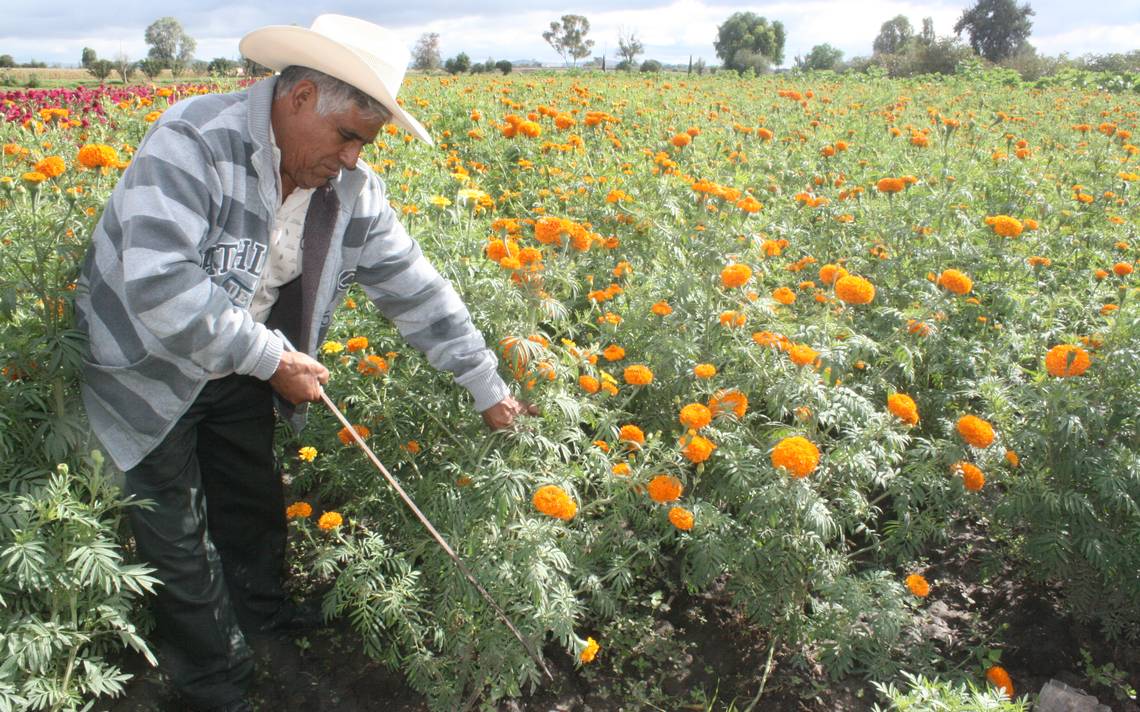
top-left (1, 71), bottom-right (1138, 711)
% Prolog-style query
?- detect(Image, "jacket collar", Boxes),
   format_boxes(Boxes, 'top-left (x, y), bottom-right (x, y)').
top-left (247, 76), bottom-right (281, 213)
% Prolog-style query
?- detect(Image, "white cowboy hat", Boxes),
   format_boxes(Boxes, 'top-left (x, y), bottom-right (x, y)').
top-left (239, 14), bottom-right (432, 145)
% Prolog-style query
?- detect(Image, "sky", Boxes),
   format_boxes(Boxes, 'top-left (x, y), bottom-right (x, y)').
top-left (3, 0), bottom-right (1138, 68)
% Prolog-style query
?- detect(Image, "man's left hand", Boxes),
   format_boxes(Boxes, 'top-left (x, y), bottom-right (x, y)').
top-left (482, 396), bottom-right (539, 430)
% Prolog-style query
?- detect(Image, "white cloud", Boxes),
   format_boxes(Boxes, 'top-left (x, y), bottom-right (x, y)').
top-left (1033, 23), bottom-right (1140, 56)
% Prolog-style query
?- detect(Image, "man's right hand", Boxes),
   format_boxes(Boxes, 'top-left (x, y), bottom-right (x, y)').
top-left (269, 350), bottom-right (330, 404)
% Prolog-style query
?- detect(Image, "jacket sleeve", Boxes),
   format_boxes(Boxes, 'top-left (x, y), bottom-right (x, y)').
top-left (113, 120), bottom-right (282, 380)
top-left (351, 179), bottom-right (509, 412)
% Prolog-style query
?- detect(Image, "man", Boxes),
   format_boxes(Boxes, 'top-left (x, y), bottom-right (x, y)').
top-left (75, 15), bottom-right (532, 712)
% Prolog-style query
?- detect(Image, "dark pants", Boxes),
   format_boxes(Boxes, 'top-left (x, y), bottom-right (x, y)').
top-left (124, 374), bottom-right (286, 709)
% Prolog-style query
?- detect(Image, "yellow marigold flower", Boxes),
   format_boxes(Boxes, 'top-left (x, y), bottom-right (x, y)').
top-left (612, 462), bottom-right (631, 476)
top-left (693, 363), bottom-right (717, 379)
top-left (708, 389), bottom-right (748, 418)
top-left (679, 403), bottom-right (712, 430)
top-left (337, 424), bottom-right (371, 445)
top-left (357, 354), bottom-right (388, 376)
top-left (720, 263), bottom-right (753, 288)
top-left (346, 336), bottom-right (369, 352)
top-left (787, 343), bottom-right (819, 367)
top-left (834, 275), bottom-right (875, 305)
top-left (321, 340), bottom-right (344, 354)
top-left (1045, 344), bottom-right (1091, 377)
top-left (680, 433), bottom-right (716, 463)
top-left (77, 143), bottom-right (119, 169)
top-left (1005, 449), bottom-right (1020, 468)
top-left (648, 475), bottom-right (683, 503)
top-left (771, 436), bottom-right (820, 478)
top-left (772, 286), bottom-right (797, 305)
top-left (580, 636), bottom-right (600, 663)
top-left (619, 424), bottom-right (645, 445)
top-left (602, 344), bottom-right (625, 361)
top-left (937, 269), bottom-right (973, 295)
top-left (318, 511), bottom-right (343, 530)
top-left (887, 393), bottom-right (919, 425)
top-left (985, 215), bottom-right (1023, 238)
top-left (956, 415), bottom-right (995, 449)
top-left (21, 171), bottom-right (47, 184)
top-left (579, 375), bottom-right (600, 394)
top-left (532, 484), bottom-right (577, 521)
top-left (285, 501), bottom-right (313, 519)
top-left (986, 666), bottom-right (1014, 698)
top-left (651, 301), bottom-right (673, 316)
top-left (624, 365), bottom-right (653, 385)
top-left (297, 446), bottom-right (318, 462)
top-left (953, 461), bottom-right (985, 491)
top-left (34, 155), bottom-right (65, 178)
top-left (905, 573), bottom-right (930, 598)
top-left (668, 506), bottom-right (694, 531)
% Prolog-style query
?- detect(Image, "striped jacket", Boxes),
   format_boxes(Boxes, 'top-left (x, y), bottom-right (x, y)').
top-left (76, 77), bottom-right (508, 471)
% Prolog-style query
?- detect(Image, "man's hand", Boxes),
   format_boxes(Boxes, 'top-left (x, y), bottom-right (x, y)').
top-left (269, 351), bottom-right (330, 404)
top-left (482, 396), bottom-right (539, 430)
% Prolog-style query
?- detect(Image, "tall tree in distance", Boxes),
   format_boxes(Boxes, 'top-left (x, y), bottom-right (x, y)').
top-left (954, 0), bottom-right (1035, 62)
top-left (795, 43), bottom-right (844, 71)
top-left (144, 17), bottom-right (196, 76)
top-left (81, 47), bottom-right (97, 69)
top-left (617, 27), bottom-right (644, 70)
top-left (543, 15), bottom-right (595, 67)
top-left (714, 12), bottom-right (786, 73)
top-left (412, 32), bottom-right (442, 71)
top-left (873, 15), bottom-right (914, 55)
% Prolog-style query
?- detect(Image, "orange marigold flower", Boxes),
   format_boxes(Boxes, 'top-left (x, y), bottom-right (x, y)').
top-left (624, 365), bottom-right (653, 385)
top-left (693, 363), bottom-right (717, 379)
top-left (787, 343), bottom-right (819, 367)
top-left (772, 286), bottom-right (797, 305)
top-left (985, 215), bottom-right (1023, 238)
top-left (318, 511), bottom-right (343, 530)
top-left (619, 424), bottom-right (646, 445)
top-left (648, 475), bottom-right (683, 503)
top-left (532, 484), bottom-right (577, 521)
top-left (679, 403), bottom-right (712, 430)
top-left (905, 573), bottom-right (930, 598)
top-left (956, 415), bottom-right (995, 448)
top-left (1005, 449), bottom-right (1020, 468)
top-left (346, 336), bottom-right (369, 352)
top-left (579, 375), bottom-right (600, 393)
top-left (34, 155), bottom-right (66, 178)
top-left (602, 344), bottom-right (625, 361)
top-left (708, 389), bottom-right (748, 418)
top-left (357, 354), bottom-right (388, 376)
top-left (77, 143), bottom-right (119, 169)
top-left (1044, 344), bottom-right (1091, 377)
top-left (937, 269), bottom-right (973, 295)
top-left (834, 275), bottom-right (875, 305)
top-left (1113, 262), bottom-right (1133, 276)
top-left (876, 177), bottom-right (905, 193)
top-left (535, 216), bottom-right (564, 244)
top-left (668, 506), bottom-right (694, 531)
top-left (818, 264), bottom-right (848, 285)
top-left (580, 636), bottom-right (600, 663)
top-left (651, 300), bottom-right (673, 316)
top-left (671, 133), bottom-right (691, 148)
top-left (954, 461), bottom-right (986, 491)
top-left (887, 393), bottom-right (919, 425)
top-left (285, 501), bottom-right (313, 519)
top-left (611, 462), bottom-right (631, 476)
top-left (337, 424), bottom-right (371, 445)
top-left (771, 436), bottom-right (820, 478)
top-left (985, 666), bottom-right (1014, 698)
top-left (720, 263), bottom-right (753, 288)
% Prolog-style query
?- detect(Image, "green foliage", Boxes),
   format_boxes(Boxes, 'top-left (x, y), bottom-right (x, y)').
top-left (444, 53), bottom-right (470, 75)
top-left (143, 16), bottom-right (195, 76)
top-left (85, 60), bottom-right (113, 83)
top-left (872, 671), bottom-right (1030, 710)
top-left (715, 12), bottom-right (786, 71)
top-left (412, 33), bottom-right (442, 72)
top-left (542, 15), bottom-right (595, 68)
top-left (0, 456), bottom-right (159, 711)
top-left (79, 48), bottom-right (96, 70)
top-left (494, 60), bottom-right (513, 76)
top-left (953, 0), bottom-right (1035, 63)
top-left (640, 59), bottom-right (663, 73)
top-left (207, 57), bottom-right (236, 77)
top-left (874, 16), bottom-right (915, 56)
top-left (796, 44), bottom-right (845, 72)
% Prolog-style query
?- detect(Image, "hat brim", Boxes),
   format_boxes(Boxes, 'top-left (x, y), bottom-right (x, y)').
top-left (239, 25), bottom-right (432, 145)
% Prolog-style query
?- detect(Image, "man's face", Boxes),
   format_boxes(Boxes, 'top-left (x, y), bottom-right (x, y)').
top-left (275, 81), bottom-right (386, 192)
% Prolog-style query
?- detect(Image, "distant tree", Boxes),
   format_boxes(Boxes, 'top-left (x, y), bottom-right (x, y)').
top-left (113, 52), bottom-right (137, 83)
top-left (954, 0), bottom-right (1034, 62)
top-left (443, 52), bottom-right (470, 75)
top-left (0, 55), bottom-right (14, 68)
top-left (137, 59), bottom-right (164, 80)
top-left (693, 57), bottom-right (707, 75)
top-left (81, 47), bottom-right (97, 68)
top-left (87, 59), bottom-right (114, 82)
top-left (919, 17), bottom-right (936, 46)
top-left (145, 17), bottom-right (196, 76)
top-left (617, 27), bottom-right (644, 69)
top-left (208, 57), bottom-right (237, 76)
top-left (242, 57), bottom-right (271, 77)
top-left (640, 59), bottom-right (662, 73)
top-left (796, 43), bottom-right (844, 71)
top-left (495, 59), bottom-right (513, 75)
top-left (714, 12), bottom-right (786, 72)
top-left (873, 15), bottom-right (914, 55)
top-left (412, 32), bottom-right (441, 71)
top-left (543, 14), bottom-right (595, 67)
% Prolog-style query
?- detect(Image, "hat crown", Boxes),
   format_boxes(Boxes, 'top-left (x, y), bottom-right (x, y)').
top-left (308, 14), bottom-right (409, 88)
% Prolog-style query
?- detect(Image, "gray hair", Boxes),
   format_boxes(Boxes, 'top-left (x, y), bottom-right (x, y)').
top-left (274, 65), bottom-right (393, 124)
